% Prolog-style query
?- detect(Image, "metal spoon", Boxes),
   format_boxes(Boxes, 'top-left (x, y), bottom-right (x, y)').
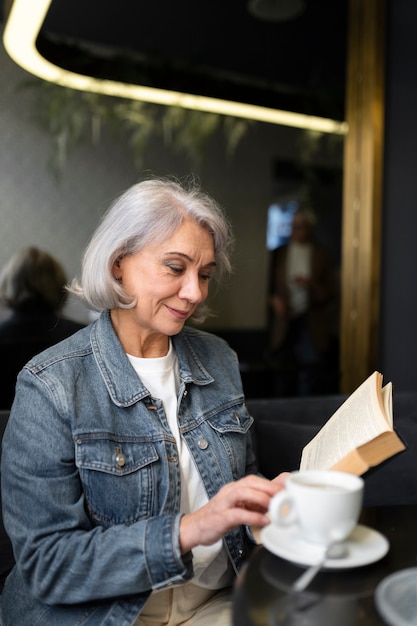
top-left (291, 542), bottom-right (348, 593)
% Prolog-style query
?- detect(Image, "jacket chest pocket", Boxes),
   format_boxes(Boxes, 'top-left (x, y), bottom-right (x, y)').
top-left (206, 406), bottom-right (253, 478)
top-left (75, 435), bottom-right (159, 527)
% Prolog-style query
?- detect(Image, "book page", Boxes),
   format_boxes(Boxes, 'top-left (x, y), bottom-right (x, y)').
top-left (300, 372), bottom-right (391, 471)
top-left (382, 382), bottom-right (393, 426)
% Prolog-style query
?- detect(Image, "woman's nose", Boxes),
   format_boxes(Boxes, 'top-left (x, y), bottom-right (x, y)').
top-left (179, 274), bottom-right (205, 303)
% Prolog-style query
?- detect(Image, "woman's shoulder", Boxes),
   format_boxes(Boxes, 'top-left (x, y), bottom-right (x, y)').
top-left (178, 325), bottom-right (239, 365)
top-left (178, 326), bottom-right (237, 359)
top-left (25, 323), bottom-right (92, 370)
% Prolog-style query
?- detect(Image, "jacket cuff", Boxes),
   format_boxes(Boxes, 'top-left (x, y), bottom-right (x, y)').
top-left (144, 513), bottom-right (194, 589)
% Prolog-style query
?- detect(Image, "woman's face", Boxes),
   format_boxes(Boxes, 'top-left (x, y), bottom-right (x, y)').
top-left (291, 216), bottom-right (311, 244)
top-left (113, 219), bottom-right (216, 344)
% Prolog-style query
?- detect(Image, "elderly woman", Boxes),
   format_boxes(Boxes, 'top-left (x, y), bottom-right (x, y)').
top-left (0, 178), bottom-right (286, 625)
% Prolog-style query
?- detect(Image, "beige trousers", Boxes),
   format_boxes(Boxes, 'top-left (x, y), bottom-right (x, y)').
top-left (133, 582), bottom-right (232, 626)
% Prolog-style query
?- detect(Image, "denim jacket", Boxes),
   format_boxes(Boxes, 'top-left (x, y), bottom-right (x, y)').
top-left (0, 311), bottom-right (256, 625)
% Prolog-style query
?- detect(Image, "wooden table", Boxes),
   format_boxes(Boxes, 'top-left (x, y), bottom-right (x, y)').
top-left (232, 505), bottom-right (417, 625)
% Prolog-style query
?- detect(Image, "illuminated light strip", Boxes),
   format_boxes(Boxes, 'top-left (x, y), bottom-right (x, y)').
top-left (3, 0), bottom-right (348, 135)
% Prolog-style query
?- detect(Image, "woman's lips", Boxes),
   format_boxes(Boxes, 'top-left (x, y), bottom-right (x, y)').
top-left (166, 305), bottom-right (190, 319)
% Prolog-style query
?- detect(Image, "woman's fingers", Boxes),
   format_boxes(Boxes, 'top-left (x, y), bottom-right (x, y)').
top-left (251, 471), bottom-right (289, 542)
top-left (272, 471), bottom-right (291, 489)
top-left (179, 474), bottom-right (282, 552)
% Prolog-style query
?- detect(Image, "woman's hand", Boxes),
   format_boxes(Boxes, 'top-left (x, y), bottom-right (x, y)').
top-left (271, 471), bottom-right (290, 490)
top-left (179, 473), bottom-right (288, 554)
top-left (250, 471), bottom-right (290, 543)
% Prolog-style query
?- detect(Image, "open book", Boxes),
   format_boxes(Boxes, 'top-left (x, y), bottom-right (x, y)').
top-left (299, 371), bottom-right (406, 475)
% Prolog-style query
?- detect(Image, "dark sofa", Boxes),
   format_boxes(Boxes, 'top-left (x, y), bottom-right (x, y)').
top-left (1, 393), bottom-right (416, 593)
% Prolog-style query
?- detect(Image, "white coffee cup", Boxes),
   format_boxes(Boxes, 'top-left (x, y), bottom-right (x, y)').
top-left (269, 470), bottom-right (364, 545)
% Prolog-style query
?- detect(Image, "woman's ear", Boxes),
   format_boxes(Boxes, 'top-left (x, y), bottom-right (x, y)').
top-left (113, 258), bottom-right (122, 281)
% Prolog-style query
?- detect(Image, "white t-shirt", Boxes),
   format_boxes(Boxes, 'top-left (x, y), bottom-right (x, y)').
top-left (127, 341), bottom-right (232, 589)
top-left (286, 242), bottom-right (312, 316)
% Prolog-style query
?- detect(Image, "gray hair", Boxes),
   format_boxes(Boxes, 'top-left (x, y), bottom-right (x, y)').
top-left (68, 177), bottom-right (233, 323)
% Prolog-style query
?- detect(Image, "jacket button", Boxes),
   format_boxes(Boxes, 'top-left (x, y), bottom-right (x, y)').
top-left (115, 448), bottom-right (126, 467)
top-left (198, 437), bottom-right (209, 450)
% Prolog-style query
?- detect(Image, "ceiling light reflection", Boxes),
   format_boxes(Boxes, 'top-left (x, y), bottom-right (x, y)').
top-left (3, 0), bottom-right (348, 135)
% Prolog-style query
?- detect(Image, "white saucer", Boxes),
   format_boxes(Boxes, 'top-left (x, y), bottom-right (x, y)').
top-left (260, 523), bottom-right (389, 568)
top-left (375, 567), bottom-right (417, 626)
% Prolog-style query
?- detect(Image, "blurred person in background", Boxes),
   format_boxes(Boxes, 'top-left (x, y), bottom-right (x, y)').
top-left (269, 206), bottom-right (337, 396)
top-left (0, 246), bottom-right (84, 408)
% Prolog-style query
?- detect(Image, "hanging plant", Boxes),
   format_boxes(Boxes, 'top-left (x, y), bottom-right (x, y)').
top-left (22, 79), bottom-right (251, 174)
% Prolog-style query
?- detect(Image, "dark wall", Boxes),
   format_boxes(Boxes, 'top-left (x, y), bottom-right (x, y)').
top-left (379, 0), bottom-right (417, 391)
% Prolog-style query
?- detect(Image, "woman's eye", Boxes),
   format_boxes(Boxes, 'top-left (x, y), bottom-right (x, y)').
top-left (166, 263), bottom-right (212, 281)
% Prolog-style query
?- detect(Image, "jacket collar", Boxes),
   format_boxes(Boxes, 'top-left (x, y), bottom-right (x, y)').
top-left (91, 311), bottom-right (214, 407)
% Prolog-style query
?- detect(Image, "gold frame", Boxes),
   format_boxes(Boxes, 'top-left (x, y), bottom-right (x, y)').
top-left (340, 0), bottom-right (386, 392)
